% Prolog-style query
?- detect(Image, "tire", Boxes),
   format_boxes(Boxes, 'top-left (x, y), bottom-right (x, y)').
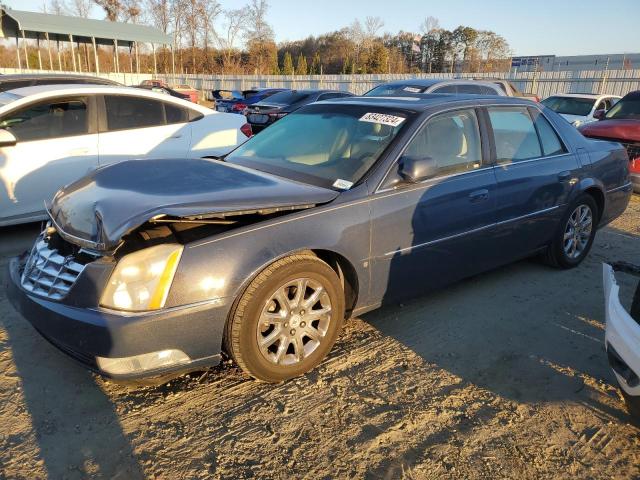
top-left (543, 194), bottom-right (598, 269)
top-left (224, 254), bottom-right (345, 382)
top-left (620, 387), bottom-right (640, 426)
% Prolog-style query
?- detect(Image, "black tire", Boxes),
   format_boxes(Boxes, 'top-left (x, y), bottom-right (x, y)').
top-left (620, 387), bottom-right (640, 427)
top-left (543, 194), bottom-right (598, 269)
top-left (224, 254), bottom-right (345, 382)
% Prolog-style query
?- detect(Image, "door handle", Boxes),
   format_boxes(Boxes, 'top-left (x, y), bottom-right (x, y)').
top-left (558, 171), bottom-right (572, 181)
top-left (468, 189), bottom-right (489, 202)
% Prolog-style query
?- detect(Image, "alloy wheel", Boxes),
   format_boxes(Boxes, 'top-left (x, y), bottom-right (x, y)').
top-left (563, 204), bottom-right (593, 259)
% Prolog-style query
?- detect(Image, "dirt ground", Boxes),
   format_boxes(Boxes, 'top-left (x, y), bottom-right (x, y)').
top-left (1, 196), bottom-right (639, 480)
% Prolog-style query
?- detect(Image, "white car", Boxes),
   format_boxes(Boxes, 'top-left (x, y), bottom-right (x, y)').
top-left (603, 263), bottom-right (640, 421)
top-left (541, 93), bottom-right (621, 127)
top-left (0, 84), bottom-right (252, 226)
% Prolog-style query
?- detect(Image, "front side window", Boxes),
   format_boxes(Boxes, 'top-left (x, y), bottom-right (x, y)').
top-left (226, 104), bottom-right (410, 189)
top-left (104, 95), bottom-right (165, 131)
top-left (605, 96), bottom-right (640, 120)
top-left (401, 108), bottom-right (483, 178)
top-left (0, 97), bottom-right (89, 142)
top-left (487, 107), bottom-right (542, 162)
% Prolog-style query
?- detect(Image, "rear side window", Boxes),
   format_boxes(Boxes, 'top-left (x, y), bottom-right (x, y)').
top-left (0, 97), bottom-right (89, 141)
top-left (530, 110), bottom-right (566, 156)
top-left (488, 107), bottom-right (542, 162)
top-left (104, 95), bottom-right (165, 131)
top-left (165, 103), bottom-right (189, 124)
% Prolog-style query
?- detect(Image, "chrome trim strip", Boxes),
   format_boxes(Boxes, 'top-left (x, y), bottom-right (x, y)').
top-left (381, 204), bottom-right (561, 257)
top-left (494, 152), bottom-right (572, 167)
top-left (606, 182), bottom-right (633, 193)
top-left (495, 205), bottom-right (561, 226)
top-left (383, 223), bottom-right (495, 256)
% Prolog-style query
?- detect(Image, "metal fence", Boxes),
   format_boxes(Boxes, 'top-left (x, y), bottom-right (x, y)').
top-left (154, 69), bottom-right (640, 98)
top-left (2, 67), bottom-right (639, 98)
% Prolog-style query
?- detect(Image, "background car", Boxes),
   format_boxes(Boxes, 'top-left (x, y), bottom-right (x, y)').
top-left (542, 93), bottom-right (621, 127)
top-left (8, 95), bottom-right (631, 384)
top-left (135, 84), bottom-right (191, 101)
top-left (0, 73), bottom-right (121, 92)
top-left (472, 77), bottom-right (540, 101)
top-left (172, 84), bottom-right (199, 103)
top-left (213, 88), bottom-right (288, 114)
top-left (0, 84), bottom-right (252, 226)
top-left (604, 262), bottom-right (640, 422)
top-left (364, 79), bottom-right (506, 97)
top-left (246, 89), bottom-right (354, 132)
top-left (579, 90), bottom-right (640, 192)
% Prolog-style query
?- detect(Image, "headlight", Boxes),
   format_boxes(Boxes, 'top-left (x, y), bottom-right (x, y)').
top-left (100, 244), bottom-right (183, 312)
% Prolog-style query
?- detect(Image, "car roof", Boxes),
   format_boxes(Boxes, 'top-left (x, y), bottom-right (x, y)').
top-left (621, 90), bottom-right (640, 100)
top-left (321, 94), bottom-right (533, 112)
top-left (376, 78), bottom-right (500, 88)
top-left (2, 84), bottom-right (213, 113)
top-left (545, 93), bottom-right (617, 99)
top-left (0, 73), bottom-right (117, 82)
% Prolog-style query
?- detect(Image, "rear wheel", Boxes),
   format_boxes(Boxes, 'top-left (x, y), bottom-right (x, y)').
top-left (543, 194), bottom-right (598, 269)
top-left (224, 254), bottom-right (344, 382)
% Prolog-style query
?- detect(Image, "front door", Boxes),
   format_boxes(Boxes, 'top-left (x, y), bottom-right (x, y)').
top-left (369, 107), bottom-right (498, 305)
top-left (0, 96), bottom-right (98, 223)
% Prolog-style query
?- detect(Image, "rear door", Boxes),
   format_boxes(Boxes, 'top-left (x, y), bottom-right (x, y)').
top-left (485, 105), bottom-right (580, 258)
top-left (0, 95), bottom-right (98, 223)
top-left (370, 107), bottom-right (498, 304)
top-left (97, 94), bottom-right (192, 165)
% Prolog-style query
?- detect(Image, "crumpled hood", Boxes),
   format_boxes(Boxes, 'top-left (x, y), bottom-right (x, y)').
top-left (48, 158), bottom-right (339, 251)
top-left (579, 119), bottom-right (640, 142)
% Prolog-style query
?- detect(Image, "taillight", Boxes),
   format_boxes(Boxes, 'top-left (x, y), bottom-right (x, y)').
top-left (240, 123), bottom-right (253, 138)
top-left (232, 103), bottom-right (247, 112)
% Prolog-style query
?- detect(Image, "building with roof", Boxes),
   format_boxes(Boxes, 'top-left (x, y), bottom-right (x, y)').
top-left (0, 6), bottom-right (173, 74)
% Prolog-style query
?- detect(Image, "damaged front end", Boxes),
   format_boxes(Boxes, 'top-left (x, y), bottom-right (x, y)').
top-left (603, 262), bottom-right (640, 420)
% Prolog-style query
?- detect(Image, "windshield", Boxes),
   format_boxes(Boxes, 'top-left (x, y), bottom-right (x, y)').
top-left (258, 91), bottom-right (310, 105)
top-left (226, 104), bottom-right (411, 189)
top-left (365, 84), bottom-right (430, 96)
top-left (541, 96), bottom-right (595, 116)
top-left (605, 97), bottom-right (640, 120)
top-left (0, 91), bottom-right (22, 107)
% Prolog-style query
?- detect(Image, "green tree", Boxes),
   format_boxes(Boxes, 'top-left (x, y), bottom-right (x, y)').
top-left (366, 43), bottom-right (389, 73)
top-left (311, 52), bottom-right (322, 74)
top-left (296, 53), bottom-right (308, 75)
top-left (282, 51), bottom-right (294, 74)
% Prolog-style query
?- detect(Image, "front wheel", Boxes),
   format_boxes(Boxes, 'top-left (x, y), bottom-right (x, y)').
top-left (224, 254), bottom-right (345, 382)
top-left (544, 194), bottom-right (598, 269)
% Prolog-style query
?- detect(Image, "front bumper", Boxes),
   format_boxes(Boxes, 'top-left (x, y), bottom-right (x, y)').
top-left (603, 263), bottom-right (640, 397)
top-left (7, 255), bottom-right (230, 380)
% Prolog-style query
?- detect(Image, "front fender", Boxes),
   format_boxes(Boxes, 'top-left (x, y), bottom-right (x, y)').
top-left (165, 199), bottom-right (372, 309)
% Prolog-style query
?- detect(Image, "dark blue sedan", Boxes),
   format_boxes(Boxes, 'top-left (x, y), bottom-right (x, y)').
top-left (8, 95), bottom-right (632, 383)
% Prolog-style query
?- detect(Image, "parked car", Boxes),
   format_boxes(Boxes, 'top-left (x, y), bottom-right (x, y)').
top-left (8, 95), bottom-right (631, 383)
top-left (472, 78), bottom-right (540, 101)
top-left (246, 89), bottom-right (354, 132)
top-left (579, 90), bottom-right (640, 192)
top-left (140, 79), bottom-right (167, 88)
top-left (0, 73), bottom-right (121, 92)
top-left (172, 84), bottom-right (199, 103)
top-left (364, 79), bottom-right (505, 97)
top-left (0, 84), bottom-right (252, 226)
top-left (541, 93), bottom-right (621, 127)
top-left (213, 88), bottom-right (288, 114)
top-left (135, 84), bottom-right (190, 101)
top-left (603, 262), bottom-right (640, 422)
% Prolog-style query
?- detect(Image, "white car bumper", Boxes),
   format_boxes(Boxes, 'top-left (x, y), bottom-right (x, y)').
top-left (603, 263), bottom-right (640, 397)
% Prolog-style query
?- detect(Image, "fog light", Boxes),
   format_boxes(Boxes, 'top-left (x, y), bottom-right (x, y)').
top-left (96, 349), bottom-right (190, 376)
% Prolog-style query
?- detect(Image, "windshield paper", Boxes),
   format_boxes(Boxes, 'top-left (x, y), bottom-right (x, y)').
top-left (359, 112), bottom-right (406, 127)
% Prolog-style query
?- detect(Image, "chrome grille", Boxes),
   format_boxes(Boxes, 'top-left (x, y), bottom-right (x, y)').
top-left (21, 237), bottom-right (86, 300)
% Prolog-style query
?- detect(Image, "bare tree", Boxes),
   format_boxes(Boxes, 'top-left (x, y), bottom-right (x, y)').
top-left (364, 16), bottom-right (384, 39)
top-left (420, 16), bottom-right (440, 35)
top-left (70, 0), bottom-right (92, 16)
top-left (42, 0), bottom-right (68, 14)
top-left (216, 7), bottom-right (249, 71)
top-left (147, 0), bottom-right (172, 32)
top-left (201, 0), bottom-right (222, 70)
top-left (245, 0), bottom-right (275, 73)
top-left (93, 0), bottom-right (122, 21)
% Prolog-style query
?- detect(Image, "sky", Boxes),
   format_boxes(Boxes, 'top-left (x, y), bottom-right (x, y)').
top-left (5, 0), bottom-right (640, 56)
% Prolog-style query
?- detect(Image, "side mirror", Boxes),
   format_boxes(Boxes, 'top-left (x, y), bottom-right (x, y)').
top-left (399, 155), bottom-right (437, 183)
top-left (593, 109), bottom-right (606, 120)
top-left (0, 128), bottom-right (17, 147)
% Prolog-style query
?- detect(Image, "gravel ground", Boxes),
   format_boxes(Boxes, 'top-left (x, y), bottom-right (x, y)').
top-left (1, 196), bottom-right (639, 480)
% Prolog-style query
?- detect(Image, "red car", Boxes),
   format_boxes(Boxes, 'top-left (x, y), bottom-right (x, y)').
top-left (579, 91), bottom-right (640, 192)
